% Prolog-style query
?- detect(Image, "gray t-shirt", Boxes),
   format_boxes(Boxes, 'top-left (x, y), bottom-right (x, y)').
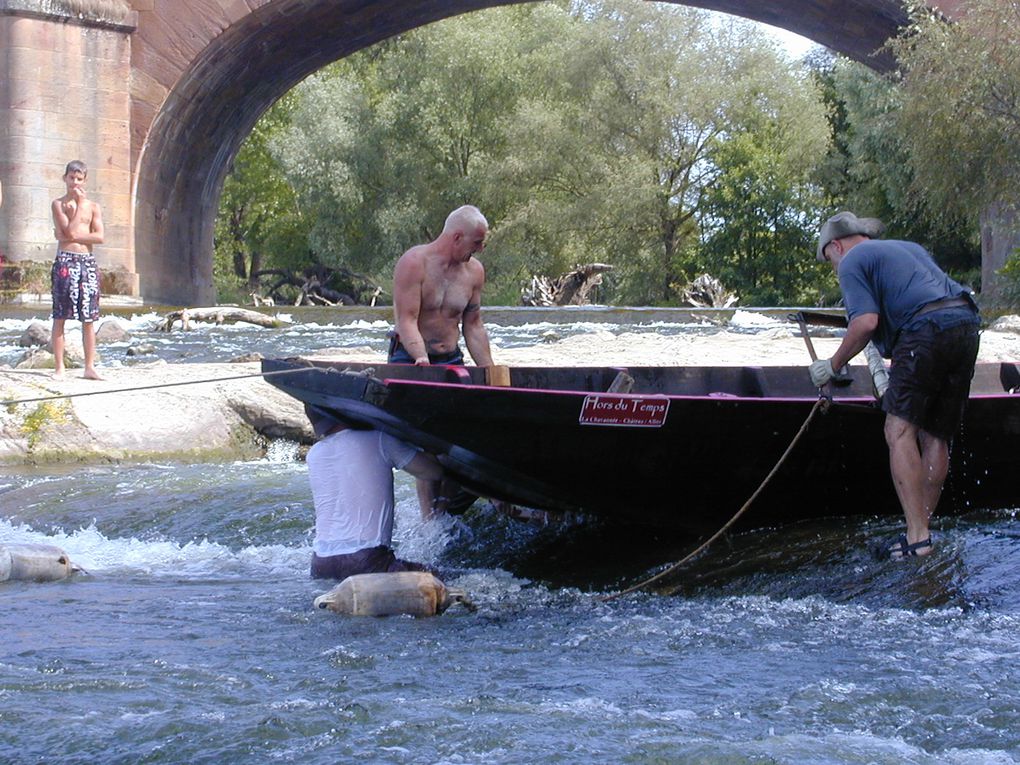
top-left (837, 239), bottom-right (975, 356)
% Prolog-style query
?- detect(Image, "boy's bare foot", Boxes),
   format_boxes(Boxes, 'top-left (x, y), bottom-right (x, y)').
top-left (82, 369), bottom-right (104, 381)
top-left (53, 370), bottom-right (65, 380)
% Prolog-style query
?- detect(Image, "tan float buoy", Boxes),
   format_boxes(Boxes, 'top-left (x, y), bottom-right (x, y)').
top-left (313, 571), bottom-right (474, 617)
top-left (0, 543), bottom-right (77, 582)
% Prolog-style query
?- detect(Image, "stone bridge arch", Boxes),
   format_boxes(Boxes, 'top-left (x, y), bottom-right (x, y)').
top-left (2, 0), bottom-right (964, 305)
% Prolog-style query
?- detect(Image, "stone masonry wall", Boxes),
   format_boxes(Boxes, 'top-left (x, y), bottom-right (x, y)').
top-left (0, 4), bottom-right (137, 294)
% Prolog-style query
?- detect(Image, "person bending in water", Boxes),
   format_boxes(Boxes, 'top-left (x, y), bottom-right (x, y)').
top-left (304, 406), bottom-right (446, 580)
top-left (50, 160), bottom-right (104, 380)
top-left (810, 211), bottom-right (980, 560)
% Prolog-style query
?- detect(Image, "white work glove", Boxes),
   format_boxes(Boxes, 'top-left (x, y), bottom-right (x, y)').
top-left (809, 358), bottom-right (836, 387)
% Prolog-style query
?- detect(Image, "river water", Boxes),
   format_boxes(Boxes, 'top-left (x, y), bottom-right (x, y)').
top-left (3, 307), bottom-right (1020, 764)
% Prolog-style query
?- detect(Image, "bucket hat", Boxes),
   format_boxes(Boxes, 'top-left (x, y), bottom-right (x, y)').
top-left (816, 211), bottom-right (885, 262)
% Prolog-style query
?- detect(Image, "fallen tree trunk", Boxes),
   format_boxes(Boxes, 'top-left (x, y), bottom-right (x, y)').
top-left (156, 307), bottom-right (289, 332)
top-left (251, 265), bottom-right (386, 307)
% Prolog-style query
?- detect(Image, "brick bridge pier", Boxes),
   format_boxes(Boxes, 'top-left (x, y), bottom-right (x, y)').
top-left (1, 0), bottom-right (975, 305)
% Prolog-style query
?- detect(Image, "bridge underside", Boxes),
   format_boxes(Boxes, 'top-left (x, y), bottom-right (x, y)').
top-left (136, 0), bottom-right (917, 305)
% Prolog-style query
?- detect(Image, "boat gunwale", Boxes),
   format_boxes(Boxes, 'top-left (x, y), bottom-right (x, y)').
top-left (377, 376), bottom-right (888, 405)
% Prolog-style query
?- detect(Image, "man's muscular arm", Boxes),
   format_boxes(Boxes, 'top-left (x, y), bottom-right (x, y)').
top-left (392, 251), bottom-right (432, 365)
top-left (462, 262), bottom-right (493, 367)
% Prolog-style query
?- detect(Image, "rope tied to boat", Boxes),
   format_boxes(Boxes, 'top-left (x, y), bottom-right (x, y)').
top-left (0, 365), bottom-right (317, 407)
top-left (600, 396), bottom-right (827, 601)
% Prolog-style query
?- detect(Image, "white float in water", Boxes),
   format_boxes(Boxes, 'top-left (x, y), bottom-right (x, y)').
top-left (314, 571), bottom-right (474, 617)
top-left (0, 543), bottom-right (78, 582)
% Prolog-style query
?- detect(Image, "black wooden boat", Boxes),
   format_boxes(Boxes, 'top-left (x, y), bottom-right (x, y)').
top-left (262, 357), bottom-right (1020, 532)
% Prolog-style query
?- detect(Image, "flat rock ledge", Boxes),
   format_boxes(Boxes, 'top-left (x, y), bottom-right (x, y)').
top-left (0, 362), bottom-right (312, 465)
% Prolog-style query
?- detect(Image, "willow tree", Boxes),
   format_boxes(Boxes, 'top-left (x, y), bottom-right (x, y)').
top-left (889, 0), bottom-right (1020, 303)
top-left (213, 93), bottom-right (310, 300)
top-left (498, 1), bottom-right (829, 304)
top-left (810, 58), bottom-right (980, 283)
top-left (269, 4), bottom-right (552, 285)
top-left (267, 1), bottom-right (831, 305)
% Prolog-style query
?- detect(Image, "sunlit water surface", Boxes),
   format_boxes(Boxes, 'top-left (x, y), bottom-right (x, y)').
top-left (3, 308), bottom-right (1020, 764)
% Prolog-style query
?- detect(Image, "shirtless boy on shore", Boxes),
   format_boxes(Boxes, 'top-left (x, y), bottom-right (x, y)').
top-left (51, 160), bottom-right (104, 380)
top-left (390, 205), bottom-right (495, 519)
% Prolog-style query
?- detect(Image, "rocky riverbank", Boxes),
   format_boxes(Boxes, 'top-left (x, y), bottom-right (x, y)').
top-left (2, 316), bottom-right (1018, 465)
top-left (0, 361), bottom-right (312, 465)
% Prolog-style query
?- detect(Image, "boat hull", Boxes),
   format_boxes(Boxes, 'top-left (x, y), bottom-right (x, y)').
top-left (263, 359), bottom-right (1020, 532)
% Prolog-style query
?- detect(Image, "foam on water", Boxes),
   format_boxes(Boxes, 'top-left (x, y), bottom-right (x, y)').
top-left (0, 306), bottom-right (819, 368)
top-left (264, 438), bottom-right (301, 463)
top-left (729, 309), bottom-right (786, 328)
top-left (0, 472), bottom-right (525, 590)
top-left (0, 516), bottom-right (310, 579)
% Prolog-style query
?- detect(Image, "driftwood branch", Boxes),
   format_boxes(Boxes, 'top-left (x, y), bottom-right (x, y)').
top-left (156, 307), bottom-right (289, 332)
top-left (679, 274), bottom-right (739, 309)
top-left (521, 263), bottom-right (614, 307)
top-left (250, 265), bottom-right (386, 307)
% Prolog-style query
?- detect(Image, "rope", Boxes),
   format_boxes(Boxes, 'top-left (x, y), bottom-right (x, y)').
top-left (600, 396), bottom-right (827, 602)
top-left (0, 366), bottom-right (317, 407)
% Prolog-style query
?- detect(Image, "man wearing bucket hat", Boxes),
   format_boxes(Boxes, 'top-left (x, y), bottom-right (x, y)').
top-left (811, 211), bottom-right (980, 559)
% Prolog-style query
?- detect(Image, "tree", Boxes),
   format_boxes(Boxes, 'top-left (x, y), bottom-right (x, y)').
top-left (495, 2), bottom-right (831, 304)
top-left (263, 1), bottom-right (833, 305)
top-left (270, 5), bottom-right (548, 283)
top-left (810, 57), bottom-right (981, 284)
top-left (213, 93), bottom-right (310, 301)
top-left (700, 128), bottom-right (825, 306)
top-left (889, 0), bottom-right (1020, 301)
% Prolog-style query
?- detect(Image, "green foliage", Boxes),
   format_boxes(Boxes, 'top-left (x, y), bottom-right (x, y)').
top-left (21, 401), bottom-right (70, 449)
top-left (809, 56), bottom-right (981, 277)
top-left (213, 93), bottom-right (310, 301)
top-left (700, 129), bottom-right (826, 306)
top-left (890, 0), bottom-right (1020, 217)
top-left (495, 4), bottom-right (831, 305)
top-left (263, 1), bottom-right (833, 305)
top-left (269, 4), bottom-right (574, 288)
top-left (1001, 250), bottom-right (1020, 309)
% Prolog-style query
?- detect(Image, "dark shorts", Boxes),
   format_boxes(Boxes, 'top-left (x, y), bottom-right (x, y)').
top-left (51, 251), bottom-right (100, 322)
top-left (310, 545), bottom-right (433, 580)
top-left (386, 332), bottom-right (464, 365)
top-left (882, 320), bottom-right (980, 441)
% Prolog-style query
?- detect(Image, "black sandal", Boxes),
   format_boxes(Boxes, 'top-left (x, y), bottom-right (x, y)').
top-left (882, 534), bottom-right (933, 560)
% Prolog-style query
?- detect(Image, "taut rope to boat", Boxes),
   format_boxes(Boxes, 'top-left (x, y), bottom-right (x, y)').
top-left (600, 396), bottom-right (827, 601)
top-left (0, 366), bottom-right (314, 407)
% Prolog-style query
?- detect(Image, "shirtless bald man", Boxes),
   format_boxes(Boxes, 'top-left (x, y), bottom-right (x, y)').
top-left (389, 205), bottom-right (494, 368)
top-left (389, 206), bottom-right (494, 520)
